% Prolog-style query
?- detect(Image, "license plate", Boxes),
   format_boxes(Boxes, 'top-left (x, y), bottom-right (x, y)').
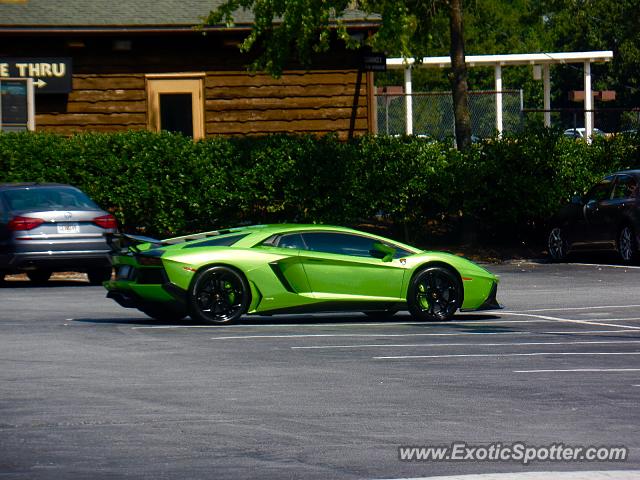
top-left (57, 223), bottom-right (79, 234)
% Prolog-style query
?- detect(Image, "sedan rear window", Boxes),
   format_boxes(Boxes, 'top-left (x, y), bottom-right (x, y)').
top-left (2, 187), bottom-right (99, 211)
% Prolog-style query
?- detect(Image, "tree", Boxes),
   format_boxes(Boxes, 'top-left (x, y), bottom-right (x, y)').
top-left (207, 0), bottom-right (474, 148)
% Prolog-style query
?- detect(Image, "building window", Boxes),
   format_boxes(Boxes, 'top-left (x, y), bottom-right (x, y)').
top-left (146, 74), bottom-right (205, 139)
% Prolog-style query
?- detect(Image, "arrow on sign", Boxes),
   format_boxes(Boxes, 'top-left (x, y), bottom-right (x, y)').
top-left (33, 79), bottom-right (48, 88)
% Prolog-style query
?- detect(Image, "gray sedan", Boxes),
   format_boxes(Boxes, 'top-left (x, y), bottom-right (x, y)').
top-left (0, 183), bottom-right (117, 284)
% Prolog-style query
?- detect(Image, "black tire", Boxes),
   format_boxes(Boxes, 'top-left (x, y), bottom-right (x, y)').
top-left (87, 267), bottom-right (113, 285)
top-left (139, 305), bottom-right (186, 322)
top-left (547, 226), bottom-right (569, 262)
top-left (618, 225), bottom-right (638, 263)
top-left (188, 266), bottom-right (250, 325)
top-left (363, 310), bottom-right (398, 319)
top-left (27, 270), bottom-right (52, 285)
top-left (407, 266), bottom-right (461, 322)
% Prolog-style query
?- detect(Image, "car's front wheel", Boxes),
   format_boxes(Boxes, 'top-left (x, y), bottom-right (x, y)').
top-left (408, 266), bottom-right (461, 322)
top-left (548, 226), bottom-right (569, 261)
top-left (188, 266), bottom-right (250, 325)
top-left (618, 225), bottom-right (638, 263)
top-left (27, 270), bottom-right (52, 285)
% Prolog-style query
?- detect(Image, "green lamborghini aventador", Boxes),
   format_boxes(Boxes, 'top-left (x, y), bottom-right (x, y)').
top-left (104, 224), bottom-right (500, 324)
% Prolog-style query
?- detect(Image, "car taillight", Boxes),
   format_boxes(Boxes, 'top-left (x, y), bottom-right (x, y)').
top-left (137, 256), bottom-right (163, 266)
top-left (8, 216), bottom-right (45, 231)
top-left (93, 214), bottom-right (117, 229)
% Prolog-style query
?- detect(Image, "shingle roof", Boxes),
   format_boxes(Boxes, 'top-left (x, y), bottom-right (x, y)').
top-left (0, 0), bottom-right (378, 28)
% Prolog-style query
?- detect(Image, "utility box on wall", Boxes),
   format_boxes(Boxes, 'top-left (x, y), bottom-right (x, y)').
top-left (0, 78), bottom-right (34, 132)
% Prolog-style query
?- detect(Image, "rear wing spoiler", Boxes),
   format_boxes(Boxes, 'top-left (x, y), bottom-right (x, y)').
top-left (104, 233), bottom-right (164, 254)
top-left (104, 227), bottom-right (248, 254)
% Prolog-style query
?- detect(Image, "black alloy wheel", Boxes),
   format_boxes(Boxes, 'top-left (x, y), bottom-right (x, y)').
top-left (189, 266), bottom-right (250, 324)
top-left (27, 270), bottom-right (52, 285)
top-left (618, 225), bottom-right (638, 263)
top-left (408, 266), bottom-right (461, 322)
top-left (548, 227), bottom-right (568, 261)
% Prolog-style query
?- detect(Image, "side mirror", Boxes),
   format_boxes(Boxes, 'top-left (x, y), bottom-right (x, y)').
top-left (370, 242), bottom-right (396, 262)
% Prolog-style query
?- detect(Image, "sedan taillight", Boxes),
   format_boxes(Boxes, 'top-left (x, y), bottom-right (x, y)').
top-left (93, 214), bottom-right (117, 229)
top-left (8, 216), bottom-right (45, 231)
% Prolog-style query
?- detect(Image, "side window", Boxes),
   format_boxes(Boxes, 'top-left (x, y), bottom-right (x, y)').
top-left (276, 233), bottom-right (307, 250)
top-left (612, 175), bottom-right (638, 200)
top-left (301, 232), bottom-right (373, 257)
top-left (585, 176), bottom-right (614, 202)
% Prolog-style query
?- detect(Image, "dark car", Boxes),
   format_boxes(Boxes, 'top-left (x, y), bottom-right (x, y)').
top-left (0, 183), bottom-right (117, 284)
top-left (548, 171), bottom-right (640, 262)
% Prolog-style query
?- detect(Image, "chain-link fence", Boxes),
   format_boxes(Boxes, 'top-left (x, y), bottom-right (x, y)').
top-left (376, 90), bottom-right (524, 138)
top-left (523, 108), bottom-right (640, 134)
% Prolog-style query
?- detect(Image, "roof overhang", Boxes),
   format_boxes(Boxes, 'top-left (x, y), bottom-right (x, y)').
top-left (387, 51), bottom-right (614, 68)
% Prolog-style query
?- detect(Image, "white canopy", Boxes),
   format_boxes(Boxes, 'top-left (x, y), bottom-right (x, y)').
top-left (386, 51), bottom-right (614, 139)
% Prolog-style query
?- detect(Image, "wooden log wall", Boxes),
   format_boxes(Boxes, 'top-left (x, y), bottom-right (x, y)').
top-left (36, 69), bottom-right (370, 139)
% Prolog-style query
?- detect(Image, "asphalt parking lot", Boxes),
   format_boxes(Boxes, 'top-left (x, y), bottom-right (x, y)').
top-left (1, 261), bottom-right (640, 480)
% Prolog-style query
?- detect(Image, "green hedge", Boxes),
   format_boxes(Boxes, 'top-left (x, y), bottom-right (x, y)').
top-left (1, 129), bottom-right (639, 245)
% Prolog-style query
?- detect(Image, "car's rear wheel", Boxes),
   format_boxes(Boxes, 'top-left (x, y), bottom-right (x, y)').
top-left (363, 310), bottom-right (398, 319)
top-left (618, 225), bottom-right (638, 263)
top-left (87, 267), bottom-right (113, 285)
top-left (408, 266), bottom-right (461, 322)
top-left (188, 266), bottom-right (250, 325)
top-left (548, 226), bottom-right (569, 261)
top-left (27, 270), bottom-right (52, 285)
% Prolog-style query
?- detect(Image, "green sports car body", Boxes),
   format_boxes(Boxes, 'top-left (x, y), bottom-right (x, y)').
top-left (104, 224), bottom-right (501, 324)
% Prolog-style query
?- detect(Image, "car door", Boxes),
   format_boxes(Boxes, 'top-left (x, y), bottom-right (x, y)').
top-left (296, 231), bottom-right (409, 300)
top-left (255, 233), bottom-right (313, 295)
top-left (596, 174), bottom-right (639, 244)
top-left (581, 175), bottom-right (615, 245)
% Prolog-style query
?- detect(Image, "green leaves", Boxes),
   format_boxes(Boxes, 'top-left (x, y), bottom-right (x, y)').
top-left (0, 130), bottom-right (638, 243)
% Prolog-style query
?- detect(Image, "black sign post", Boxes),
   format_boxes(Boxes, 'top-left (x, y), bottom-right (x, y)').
top-left (362, 53), bottom-right (387, 72)
top-left (0, 57), bottom-right (72, 94)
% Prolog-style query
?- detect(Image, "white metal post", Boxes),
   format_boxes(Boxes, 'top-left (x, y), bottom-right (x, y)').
top-left (494, 64), bottom-right (503, 135)
top-left (584, 61), bottom-right (593, 141)
top-left (27, 78), bottom-right (35, 131)
top-left (543, 64), bottom-right (551, 127)
top-left (404, 66), bottom-right (413, 135)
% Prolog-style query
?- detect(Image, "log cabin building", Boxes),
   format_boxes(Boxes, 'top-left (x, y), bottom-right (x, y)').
top-left (0, 0), bottom-right (379, 139)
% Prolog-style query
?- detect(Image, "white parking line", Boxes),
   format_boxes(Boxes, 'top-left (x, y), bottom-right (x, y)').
top-left (374, 352), bottom-right (640, 360)
top-left (209, 332), bottom-right (533, 340)
top-left (130, 319), bottom-right (546, 330)
top-left (514, 368), bottom-right (640, 373)
top-left (291, 340), bottom-right (640, 350)
top-left (504, 304), bottom-right (640, 313)
top-left (209, 329), bottom-right (640, 341)
top-left (503, 312), bottom-right (640, 330)
top-left (570, 262), bottom-right (640, 269)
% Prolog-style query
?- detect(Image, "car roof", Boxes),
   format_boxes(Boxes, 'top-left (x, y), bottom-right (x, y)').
top-left (161, 224), bottom-right (421, 253)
